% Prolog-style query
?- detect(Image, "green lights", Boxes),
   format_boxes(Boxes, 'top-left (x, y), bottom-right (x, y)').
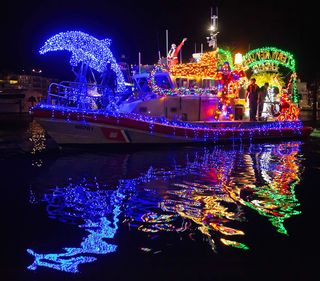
top-left (243, 46), bottom-right (296, 72)
top-left (243, 46), bottom-right (299, 103)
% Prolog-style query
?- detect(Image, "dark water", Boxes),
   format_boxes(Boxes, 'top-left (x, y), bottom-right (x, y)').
top-left (1, 115), bottom-right (320, 281)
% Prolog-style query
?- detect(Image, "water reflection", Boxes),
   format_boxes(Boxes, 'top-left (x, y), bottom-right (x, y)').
top-left (27, 181), bottom-right (121, 272)
top-left (27, 120), bottom-right (47, 167)
top-left (226, 142), bottom-right (302, 235)
top-left (27, 141), bottom-right (303, 272)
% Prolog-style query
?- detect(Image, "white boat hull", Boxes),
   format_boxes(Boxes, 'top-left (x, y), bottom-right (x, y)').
top-left (32, 108), bottom-right (314, 145)
top-left (36, 118), bottom-right (193, 144)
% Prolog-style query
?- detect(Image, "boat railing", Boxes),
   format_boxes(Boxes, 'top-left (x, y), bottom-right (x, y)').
top-left (46, 81), bottom-right (109, 110)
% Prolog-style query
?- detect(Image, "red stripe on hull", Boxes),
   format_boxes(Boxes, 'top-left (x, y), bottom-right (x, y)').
top-left (31, 108), bottom-right (313, 141)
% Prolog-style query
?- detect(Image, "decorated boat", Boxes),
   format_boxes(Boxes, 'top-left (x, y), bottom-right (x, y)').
top-left (31, 14), bottom-right (313, 145)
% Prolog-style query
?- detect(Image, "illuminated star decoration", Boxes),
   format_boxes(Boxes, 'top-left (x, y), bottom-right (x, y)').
top-left (39, 31), bottom-right (126, 92)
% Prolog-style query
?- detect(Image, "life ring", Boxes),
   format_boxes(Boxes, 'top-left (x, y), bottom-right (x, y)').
top-left (148, 64), bottom-right (171, 96)
top-left (271, 102), bottom-right (281, 117)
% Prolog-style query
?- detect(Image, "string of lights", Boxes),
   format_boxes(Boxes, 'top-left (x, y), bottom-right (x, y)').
top-left (39, 31), bottom-right (126, 92)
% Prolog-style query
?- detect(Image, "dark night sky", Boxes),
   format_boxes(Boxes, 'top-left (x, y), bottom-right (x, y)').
top-left (0, 0), bottom-right (317, 82)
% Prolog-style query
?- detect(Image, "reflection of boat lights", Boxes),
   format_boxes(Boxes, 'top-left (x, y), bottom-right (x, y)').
top-left (28, 120), bottom-right (46, 155)
top-left (154, 142), bottom-right (302, 250)
top-left (32, 159), bottom-right (43, 167)
top-left (138, 212), bottom-right (177, 232)
top-left (227, 142), bottom-right (302, 235)
top-left (27, 142), bottom-right (304, 272)
top-left (220, 238), bottom-right (249, 250)
top-left (27, 165), bottom-right (182, 272)
top-left (259, 152), bottom-right (273, 183)
top-left (27, 206), bottom-right (120, 272)
top-left (210, 223), bottom-right (244, 236)
top-left (27, 180), bottom-right (122, 273)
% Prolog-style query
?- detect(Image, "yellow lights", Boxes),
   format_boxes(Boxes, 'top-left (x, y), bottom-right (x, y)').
top-left (209, 25), bottom-right (215, 32)
top-left (220, 238), bottom-right (249, 250)
top-left (252, 63), bottom-right (278, 73)
top-left (171, 51), bottom-right (219, 79)
top-left (234, 53), bottom-right (243, 65)
top-left (210, 223), bottom-right (245, 236)
top-left (166, 46), bottom-right (297, 121)
top-left (27, 120), bottom-right (46, 162)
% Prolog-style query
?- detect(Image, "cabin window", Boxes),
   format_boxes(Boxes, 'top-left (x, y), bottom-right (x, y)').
top-left (202, 79), bottom-right (215, 88)
top-left (135, 78), bottom-right (151, 93)
top-left (155, 75), bottom-right (171, 89)
top-left (189, 79), bottom-right (197, 88)
top-left (139, 107), bottom-right (148, 113)
top-left (176, 78), bottom-right (188, 88)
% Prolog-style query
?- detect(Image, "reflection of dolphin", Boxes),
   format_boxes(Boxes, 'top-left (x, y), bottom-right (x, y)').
top-left (26, 142), bottom-right (304, 273)
top-left (39, 31), bottom-right (125, 91)
top-left (27, 184), bottom-right (122, 273)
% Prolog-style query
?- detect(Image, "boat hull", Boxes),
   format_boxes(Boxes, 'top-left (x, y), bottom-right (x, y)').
top-left (32, 108), bottom-right (314, 145)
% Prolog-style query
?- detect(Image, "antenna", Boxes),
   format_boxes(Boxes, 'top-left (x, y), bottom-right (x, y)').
top-left (207, 7), bottom-right (219, 50)
top-left (166, 30), bottom-right (169, 57)
top-left (138, 52), bottom-right (141, 74)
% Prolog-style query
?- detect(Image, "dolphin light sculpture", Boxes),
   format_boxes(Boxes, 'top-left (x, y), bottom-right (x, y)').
top-left (39, 31), bottom-right (126, 92)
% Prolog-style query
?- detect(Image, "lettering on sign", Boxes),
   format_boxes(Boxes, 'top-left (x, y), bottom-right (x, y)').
top-left (74, 125), bottom-right (94, 131)
top-left (243, 48), bottom-right (294, 69)
top-left (252, 63), bottom-right (279, 73)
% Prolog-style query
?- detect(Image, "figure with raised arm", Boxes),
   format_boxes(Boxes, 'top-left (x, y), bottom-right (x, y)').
top-left (167, 38), bottom-right (187, 68)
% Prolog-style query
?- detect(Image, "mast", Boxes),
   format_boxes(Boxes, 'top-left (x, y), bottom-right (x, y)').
top-left (206, 7), bottom-right (219, 50)
top-left (166, 29), bottom-right (169, 57)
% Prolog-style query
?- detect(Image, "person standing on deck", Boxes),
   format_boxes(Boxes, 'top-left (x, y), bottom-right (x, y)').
top-left (167, 38), bottom-right (187, 68)
top-left (257, 82), bottom-right (269, 121)
top-left (246, 78), bottom-right (260, 121)
top-left (100, 62), bottom-right (117, 108)
top-left (100, 62), bottom-right (117, 94)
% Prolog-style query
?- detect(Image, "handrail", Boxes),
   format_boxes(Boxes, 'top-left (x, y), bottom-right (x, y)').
top-left (44, 81), bottom-right (123, 111)
top-left (46, 81), bottom-right (100, 108)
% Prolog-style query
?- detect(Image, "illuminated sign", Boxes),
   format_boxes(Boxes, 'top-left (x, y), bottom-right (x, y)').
top-left (242, 47), bottom-right (296, 72)
top-left (252, 62), bottom-right (279, 73)
top-left (243, 46), bottom-right (298, 103)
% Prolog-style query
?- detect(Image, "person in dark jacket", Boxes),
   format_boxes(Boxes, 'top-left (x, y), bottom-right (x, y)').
top-left (246, 78), bottom-right (260, 121)
top-left (257, 82), bottom-right (269, 121)
top-left (100, 62), bottom-right (117, 94)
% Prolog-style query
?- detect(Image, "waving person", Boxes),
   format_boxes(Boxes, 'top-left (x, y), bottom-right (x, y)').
top-left (167, 38), bottom-right (187, 68)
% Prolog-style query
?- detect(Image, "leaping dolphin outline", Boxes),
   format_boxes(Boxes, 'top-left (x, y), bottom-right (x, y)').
top-left (39, 31), bottom-right (126, 92)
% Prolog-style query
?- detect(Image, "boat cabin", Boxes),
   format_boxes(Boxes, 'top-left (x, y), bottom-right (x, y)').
top-left (122, 71), bottom-right (226, 122)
